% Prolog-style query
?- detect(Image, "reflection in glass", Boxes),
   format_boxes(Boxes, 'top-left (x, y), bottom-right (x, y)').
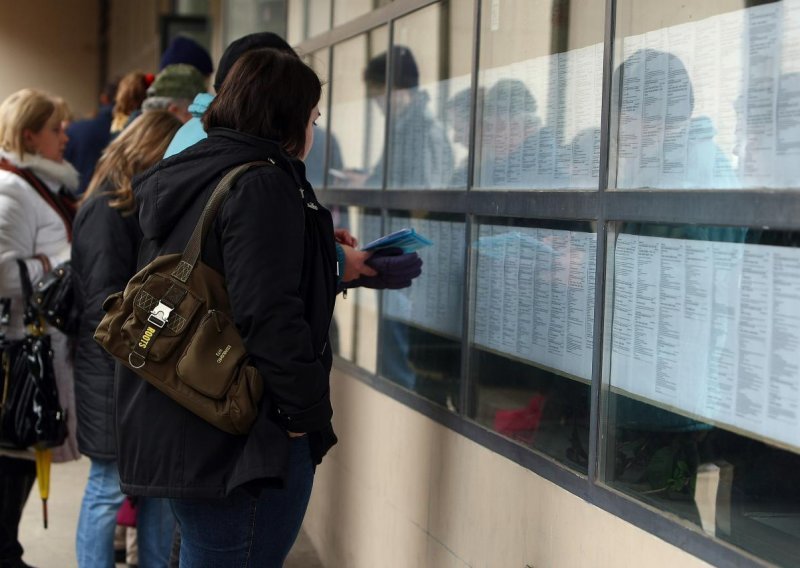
top-left (287, 0), bottom-right (331, 44)
top-left (470, 219), bottom-right (595, 472)
top-left (328, 27), bottom-right (389, 188)
top-left (380, 212), bottom-right (465, 408)
top-left (604, 222), bottom-right (800, 565)
top-left (613, 0), bottom-right (800, 189)
top-left (374, 1), bottom-right (474, 189)
top-left (304, 50), bottom-right (343, 190)
top-left (329, 207), bottom-right (382, 374)
top-left (223, 0), bottom-right (287, 44)
top-left (475, 0), bottom-right (604, 189)
top-left (333, 0), bottom-right (393, 27)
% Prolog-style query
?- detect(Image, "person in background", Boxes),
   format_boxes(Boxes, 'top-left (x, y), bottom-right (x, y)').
top-left (159, 35), bottom-right (213, 80)
top-left (64, 79), bottom-right (119, 196)
top-left (116, 47), bottom-right (355, 567)
top-left (0, 88), bottom-right (81, 568)
top-left (111, 72), bottom-right (151, 135)
top-left (71, 110), bottom-right (183, 568)
top-left (141, 64), bottom-right (208, 124)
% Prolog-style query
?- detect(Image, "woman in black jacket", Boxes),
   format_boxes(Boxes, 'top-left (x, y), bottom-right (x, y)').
top-left (71, 110), bottom-right (182, 567)
top-left (115, 48), bottom-right (359, 567)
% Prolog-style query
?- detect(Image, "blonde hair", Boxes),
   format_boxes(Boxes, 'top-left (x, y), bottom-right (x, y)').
top-left (82, 110), bottom-right (182, 215)
top-left (0, 88), bottom-right (66, 158)
top-left (112, 71), bottom-right (149, 133)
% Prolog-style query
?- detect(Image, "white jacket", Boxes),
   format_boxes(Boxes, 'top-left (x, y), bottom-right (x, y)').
top-left (0, 150), bottom-right (80, 462)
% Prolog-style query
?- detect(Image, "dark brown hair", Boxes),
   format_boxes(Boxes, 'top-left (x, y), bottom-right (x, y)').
top-left (204, 48), bottom-right (321, 157)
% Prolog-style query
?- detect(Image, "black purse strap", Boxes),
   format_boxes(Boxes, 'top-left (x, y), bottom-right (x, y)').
top-left (170, 160), bottom-right (272, 283)
top-left (15, 260), bottom-right (42, 332)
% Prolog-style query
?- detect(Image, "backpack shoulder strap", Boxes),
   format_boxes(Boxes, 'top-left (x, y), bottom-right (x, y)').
top-left (171, 160), bottom-right (272, 283)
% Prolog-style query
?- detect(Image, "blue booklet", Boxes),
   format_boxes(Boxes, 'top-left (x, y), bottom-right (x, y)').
top-left (362, 228), bottom-right (433, 253)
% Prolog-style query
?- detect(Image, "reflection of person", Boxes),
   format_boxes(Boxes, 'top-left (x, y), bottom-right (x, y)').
top-left (0, 88), bottom-right (81, 568)
top-left (613, 49), bottom-right (736, 189)
top-left (480, 79), bottom-right (542, 187)
top-left (115, 48), bottom-right (342, 566)
top-left (444, 87), bottom-right (477, 187)
top-left (72, 111), bottom-right (183, 568)
top-left (361, 45), bottom-right (454, 188)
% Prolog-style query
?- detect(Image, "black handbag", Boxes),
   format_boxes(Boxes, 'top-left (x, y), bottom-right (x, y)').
top-left (32, 261), bottom-right (78, 335)
top-left (0, 263), bottom-right (68, 450)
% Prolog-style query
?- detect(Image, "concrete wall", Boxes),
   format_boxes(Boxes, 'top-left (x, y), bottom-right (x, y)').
top-left (304, 369), bottom-right (713, 568)
top-left (107, 0), bottom-right (171, 81)
top-left (0, 0), bottom-right (99, 119)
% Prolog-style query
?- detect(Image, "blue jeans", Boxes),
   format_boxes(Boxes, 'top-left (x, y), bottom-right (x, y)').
top-left (76, 459), bottom-right (176, 568)
top-left (170, 436), bottom-right (315, 568)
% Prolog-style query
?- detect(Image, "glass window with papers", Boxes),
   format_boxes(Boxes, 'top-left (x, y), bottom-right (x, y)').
top-left (612, 0), bottom-right (800, 189)
top-left (328, 27), bottom-right (389, 189)
top-left (469, 218), bottom-right (596, 472)
top-left (379, 211), bottom-right (465, 409)
top-left (474, 0), bottom-right (605, 190)
top-left (287, 0), bottom-right (331, 44)
top-left (603, 221), bottom-right (800, 565)
top-left (380, 0), bottom-right (474, 189)
top-left (329, 207), bottom-right (382, 374)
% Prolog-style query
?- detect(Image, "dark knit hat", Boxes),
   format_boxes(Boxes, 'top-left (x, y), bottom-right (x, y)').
top-left (147, 64), bottom-right (207, 100)
top-left (214, 32), bottom-right (295, 91)
top-left (364, 46), bottom-right (419, 89)
top-left (160, 36), bottom-right (213, 75)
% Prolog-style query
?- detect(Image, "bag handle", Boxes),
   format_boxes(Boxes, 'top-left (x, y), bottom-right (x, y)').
top-left (171, 160), bottom-right (272, 283)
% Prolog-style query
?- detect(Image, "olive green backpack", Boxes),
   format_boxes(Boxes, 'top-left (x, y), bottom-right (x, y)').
top-left (95, 161), bottom-right (271, 435)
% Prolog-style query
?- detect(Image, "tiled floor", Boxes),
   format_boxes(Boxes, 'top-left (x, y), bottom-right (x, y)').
top-left (18, 457), bottom-right (322, 567)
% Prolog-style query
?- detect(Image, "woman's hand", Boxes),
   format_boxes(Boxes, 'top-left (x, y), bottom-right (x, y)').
top-left (288, 431), bottom-right (306, 438)
top-left (341, 244), bottom-right (377, 282)
top-left (334, 228), bottom-right (358, 248)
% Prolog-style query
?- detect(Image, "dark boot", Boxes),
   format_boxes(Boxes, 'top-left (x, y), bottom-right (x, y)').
top-left (0, 457), bottom-right (36, 567)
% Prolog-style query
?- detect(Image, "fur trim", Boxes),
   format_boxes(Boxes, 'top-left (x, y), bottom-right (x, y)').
top-left (0, 150), bottom-right (80, 191)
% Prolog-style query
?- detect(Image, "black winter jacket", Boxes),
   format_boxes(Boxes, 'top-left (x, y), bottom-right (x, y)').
top-left (115, 129), bottom-right (338, 499)
top-left (72, 187), bottom-right (142, 459)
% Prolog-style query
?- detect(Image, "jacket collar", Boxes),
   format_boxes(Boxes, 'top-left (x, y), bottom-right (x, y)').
top-left (0, 150), bottom-right (79, 192)
top-left (207, 128), bottom-right (306, 187)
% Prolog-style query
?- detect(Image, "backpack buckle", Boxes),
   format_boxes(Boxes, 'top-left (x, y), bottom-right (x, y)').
top-left (148, 301), bottom-right (173, 328)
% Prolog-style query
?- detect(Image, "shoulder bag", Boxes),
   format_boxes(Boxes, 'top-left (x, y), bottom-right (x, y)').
top-left (95, 161), bottom-right (273, 435)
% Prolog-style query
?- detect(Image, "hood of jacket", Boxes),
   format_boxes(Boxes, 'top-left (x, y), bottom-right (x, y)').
top-left (188, 92), bottom-right (215, 118)
top-left (135, 127), bottom-right (305, 242)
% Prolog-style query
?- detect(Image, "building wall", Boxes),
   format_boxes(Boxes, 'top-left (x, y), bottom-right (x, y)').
top-left (107, 0), bottom-right (171, 81)
top-left (304, 369), bottom-right (713, 568)
top-left (0, 0), bottom-right (99, 119)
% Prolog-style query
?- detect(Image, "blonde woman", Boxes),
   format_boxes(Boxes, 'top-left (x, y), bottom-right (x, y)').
top-left (0, 88), bottom-right (80, 568)
top-left (71, 110), bottom-right (182, 568)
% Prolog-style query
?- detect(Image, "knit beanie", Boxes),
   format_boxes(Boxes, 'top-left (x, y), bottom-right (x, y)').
top-left (147, 64), bottom-right (207, 100)
top-left (364, 46), bottom-right (419, 89)
top-left (160, 36), bottom-right (213, 75)
top-left (214, 32), bottom-right (295, 91)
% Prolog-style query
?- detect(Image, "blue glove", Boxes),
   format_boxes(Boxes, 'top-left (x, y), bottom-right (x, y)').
top-left (347, 247), bottom-right (423, 290)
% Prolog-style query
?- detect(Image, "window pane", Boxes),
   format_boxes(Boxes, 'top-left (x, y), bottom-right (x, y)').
top-left (469, 219), bottom-right (595, 472)
top-left (474, 0), bottom-right (605, 189)
top-left (612, 0), bottom-right (800, 189)
top-left (328, 27), bottom-right (389, 188)
top-left (223, 0), bottom-right (287, 44)
top-left (333, 0), bottom-right (393, 27)
top-left (380, 1), bottom-right (473, 189)
top-left (330, 207), bottom-right (382, 374)
top-left (304, 50), bottom-right (332, 189)
top-left (287, 0), bottom-right (331, 44)
top-left (603, 222), bottom-right (800, 565)
top-left (380, 212), bottom-right (465, 409)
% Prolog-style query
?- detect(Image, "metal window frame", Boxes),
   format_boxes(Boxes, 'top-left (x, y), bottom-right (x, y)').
top-left (294, 1), bottom-right (799, 566)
